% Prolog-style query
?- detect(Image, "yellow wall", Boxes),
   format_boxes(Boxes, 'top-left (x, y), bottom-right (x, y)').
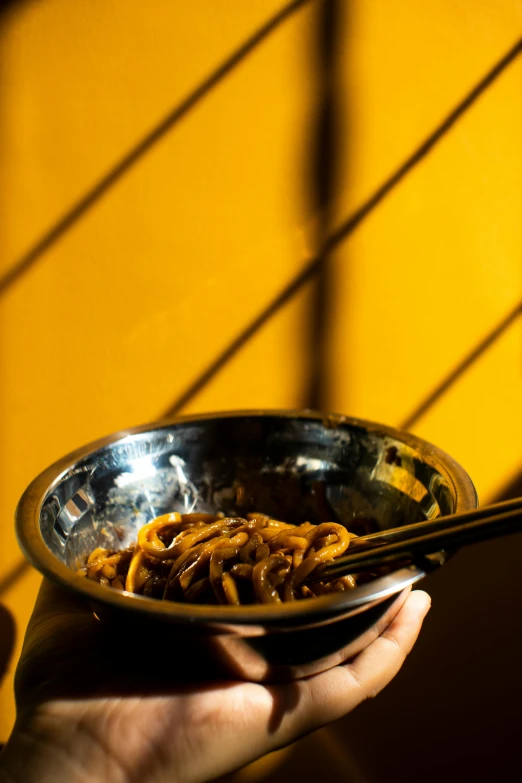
top-left (1, 0), bottom-right (521, 759)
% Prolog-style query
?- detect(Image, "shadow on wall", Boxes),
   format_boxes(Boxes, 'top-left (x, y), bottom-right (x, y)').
top-left (304, 0), bottom-right (344, 412)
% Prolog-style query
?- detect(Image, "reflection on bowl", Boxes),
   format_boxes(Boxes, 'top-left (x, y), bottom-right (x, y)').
top-left (16, 410), bottom-right (477, 681)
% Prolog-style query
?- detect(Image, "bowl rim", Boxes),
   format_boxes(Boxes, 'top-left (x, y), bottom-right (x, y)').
top-left (15, 409), bottom-right (478, 631)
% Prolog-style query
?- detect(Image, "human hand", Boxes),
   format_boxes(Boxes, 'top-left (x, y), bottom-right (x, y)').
top-left (0, 580), bottom-right (430, 783)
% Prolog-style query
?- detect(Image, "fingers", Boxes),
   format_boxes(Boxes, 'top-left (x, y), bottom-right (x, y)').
top-left (186, 590), bottom-right (431, 779)
top-left (346, 589), bottom-right (431, 699)
top-left (274, 590), bottom-right (431, 743)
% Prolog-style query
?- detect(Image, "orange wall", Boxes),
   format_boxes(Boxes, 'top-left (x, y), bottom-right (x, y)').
top-left (1, 0), bottom-right (521, 756)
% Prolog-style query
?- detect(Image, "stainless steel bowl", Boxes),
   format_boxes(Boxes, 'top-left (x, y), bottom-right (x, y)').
top-left (16, 410), bottom-right (477, 681)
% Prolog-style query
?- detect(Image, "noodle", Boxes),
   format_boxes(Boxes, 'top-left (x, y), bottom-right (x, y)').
top-left (78, 513), bottom-right (359, 605)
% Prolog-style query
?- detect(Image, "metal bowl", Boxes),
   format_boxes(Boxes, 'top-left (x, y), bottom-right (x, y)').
top-left (16, 410), bottom-right (477, 681)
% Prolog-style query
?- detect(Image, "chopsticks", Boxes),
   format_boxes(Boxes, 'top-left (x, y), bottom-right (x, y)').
top-left (309, 497), bottom-right (522, 582)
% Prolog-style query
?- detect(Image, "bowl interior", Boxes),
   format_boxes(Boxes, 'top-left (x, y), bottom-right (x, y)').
top-left (37, 413), bottom-right (460, 572)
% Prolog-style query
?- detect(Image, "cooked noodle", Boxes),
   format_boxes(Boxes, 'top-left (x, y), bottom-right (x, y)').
top-left (79, 513), bottom-right (358, 604)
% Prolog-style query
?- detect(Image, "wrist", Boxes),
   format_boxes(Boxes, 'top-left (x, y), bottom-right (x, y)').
top-left (0, 707), bottom-right (130, 783)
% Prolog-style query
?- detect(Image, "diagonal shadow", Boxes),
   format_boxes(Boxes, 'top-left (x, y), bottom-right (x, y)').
top-left (162, 37), bottom-right (522, 418)
top-left (0, 0), bottom-right (313, 299)
top-left (401, 298), bottom-right (522, 430)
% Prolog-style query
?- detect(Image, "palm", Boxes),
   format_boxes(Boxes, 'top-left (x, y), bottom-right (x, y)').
top-left (12, 581), bottom-right (429, 783)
